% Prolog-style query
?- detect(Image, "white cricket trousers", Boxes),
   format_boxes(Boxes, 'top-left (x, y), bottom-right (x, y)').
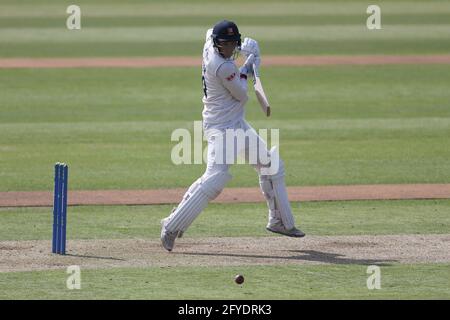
top-left (164, 119), bottom-right (296, 233)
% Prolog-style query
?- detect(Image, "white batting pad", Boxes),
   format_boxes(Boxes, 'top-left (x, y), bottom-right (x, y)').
top-left (271, 174), bottom-right (295, 230)
top-left (165, 171), bottom-right (231, 233)
top-left (259, 159), bottom-right (295, 230)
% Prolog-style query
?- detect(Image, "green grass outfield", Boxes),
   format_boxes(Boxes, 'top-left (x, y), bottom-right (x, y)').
top-left (0, 199), bottom-right (449, 299)
top-left (1, 65), bottom-right (450, 191)
top-left (0, 0), bottom-right (450, 57)
top-left (1, 264), bottom-right (449, 299)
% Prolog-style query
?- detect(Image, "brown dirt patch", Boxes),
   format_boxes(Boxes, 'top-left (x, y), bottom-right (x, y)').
top-left (1, 234), bottom-right (449, 273)
top-left (1, 55), bottom-right (450, 69)
top-left (1, 184), bottom-right (449, 207)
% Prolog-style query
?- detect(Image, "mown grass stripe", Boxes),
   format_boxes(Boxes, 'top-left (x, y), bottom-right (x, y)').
top-left (2, 14), bottom-right (450, 28)
top-left (1, 25), bottom-right (450, 43)
top-left (1, 1), bottom-right (450, 18)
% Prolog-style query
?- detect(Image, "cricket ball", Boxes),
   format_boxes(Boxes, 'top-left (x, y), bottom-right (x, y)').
top-left (234, 274), bottom-right (244, 285)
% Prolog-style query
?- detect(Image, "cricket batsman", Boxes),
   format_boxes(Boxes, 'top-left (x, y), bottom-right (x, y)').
top-left (161, 20), bottom-right (305, 251)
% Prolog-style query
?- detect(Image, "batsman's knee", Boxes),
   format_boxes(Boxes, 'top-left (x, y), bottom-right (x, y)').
top-left (256, 146), bottom-right (285, 179)
top-left (201, 171), bottom-right (232, 200)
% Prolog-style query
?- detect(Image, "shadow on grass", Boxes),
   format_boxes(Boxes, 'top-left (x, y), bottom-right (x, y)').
top-left (289, 250), bottom-right (394, 266)
top-left (65, 253), bottom-right (125, 261)
top-left (175, 250), bottom-right (395, 266)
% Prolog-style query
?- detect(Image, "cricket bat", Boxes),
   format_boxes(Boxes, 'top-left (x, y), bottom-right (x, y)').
top-left (252, 63), bottom-right (271, 117)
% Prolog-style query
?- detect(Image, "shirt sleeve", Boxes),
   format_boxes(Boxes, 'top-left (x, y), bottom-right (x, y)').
top-left (216, 62), bottom-right (248, 103)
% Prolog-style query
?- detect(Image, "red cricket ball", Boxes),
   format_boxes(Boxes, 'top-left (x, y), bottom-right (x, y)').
top-left (234, 274), bottom-right (244, 285)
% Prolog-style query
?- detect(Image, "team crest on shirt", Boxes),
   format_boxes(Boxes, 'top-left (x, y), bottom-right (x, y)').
top-left (226, 72), bottom-right (236, 81)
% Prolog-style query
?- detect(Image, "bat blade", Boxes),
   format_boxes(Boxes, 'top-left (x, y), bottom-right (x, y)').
top-left (252, 63), bottom-right (271, 117)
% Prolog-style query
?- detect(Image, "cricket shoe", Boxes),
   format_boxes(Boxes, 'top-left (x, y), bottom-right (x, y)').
top-left (166, 207), bottom-right (185, 239)
top-left (266, 222), bottom-right (305, 238)
top-left (160, 218), bottom-right (179, 252)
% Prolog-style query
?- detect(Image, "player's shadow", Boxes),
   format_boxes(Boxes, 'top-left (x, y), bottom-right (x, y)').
top-left (65, 253), bottom-right (125, 261)
top-left (288, 250), bottom-right (394, 266)
top-left (177, 250), bottom-right (395, 266)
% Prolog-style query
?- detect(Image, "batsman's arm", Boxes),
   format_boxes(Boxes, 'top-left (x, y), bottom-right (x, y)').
top-left (217, 62), bottom-right (249, 103)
